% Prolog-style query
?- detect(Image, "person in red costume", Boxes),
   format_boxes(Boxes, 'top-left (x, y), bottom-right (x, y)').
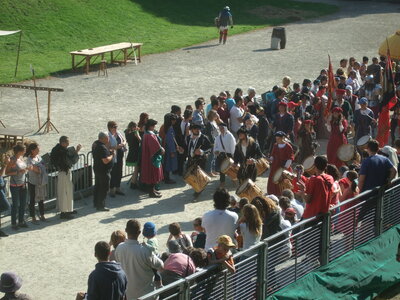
top-left (267, 131), bottom-right (294, 196)
top-left (326, 107), bottom-right (348, 168)
top-left (141, 119), bottom-right (164, 198)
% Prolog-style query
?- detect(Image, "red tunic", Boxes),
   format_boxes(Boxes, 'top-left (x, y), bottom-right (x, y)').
top-left (141, 132), bottom-right (164, 184)
top-left (302, 174), bottom-right (334, 219)
top-left (327, 119), bottom-right (348, 169)
top-left (267, 142), bottom-right (294, 196)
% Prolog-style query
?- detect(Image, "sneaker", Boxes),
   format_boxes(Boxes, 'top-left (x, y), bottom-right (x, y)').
top-left (115, 190), bottom-right (125, 196)
top-left (96, 207), bottom-right (110, 212)
top-left (18, 222), bottom-right (28, 228)
top-left (0, 230), bottom-right (8, 237)
top-left (149, 192), bottom-right (162, 198)
top-left (60, 213), bottom-right (74, 220)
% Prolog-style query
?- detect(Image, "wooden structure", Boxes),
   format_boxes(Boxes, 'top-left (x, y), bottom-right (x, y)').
top-left (0, 84), bottom-right (64, 134)
top-left (0, 127), bottom-right (31, 149)
top-left (70, 42), bottom-right (143, 74)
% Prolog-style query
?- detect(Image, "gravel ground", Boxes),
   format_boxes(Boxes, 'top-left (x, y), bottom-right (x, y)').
top-left (1, 1), bottom-right (399, 299)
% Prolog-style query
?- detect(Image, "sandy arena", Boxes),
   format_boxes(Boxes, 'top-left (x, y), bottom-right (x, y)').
top-left (1, 0), bottom-right (400, 299)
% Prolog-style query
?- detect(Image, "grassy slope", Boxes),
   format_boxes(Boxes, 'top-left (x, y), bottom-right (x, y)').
top-left (0, 0), bottom-right (337, 83)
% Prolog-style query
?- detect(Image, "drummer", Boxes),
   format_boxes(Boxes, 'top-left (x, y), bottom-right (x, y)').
top-left (214, 123), bottom-right (236, 187)
top-left (326, 107), bottom-right (348, 169)
top-left (353, 97), bottom-right (376, 144)
top-left (185, 123), bottom-right (212, 171)
top-left (233, 128), bottom-right (263, 183)
top-left (267, 131), bottom-right (294, 196)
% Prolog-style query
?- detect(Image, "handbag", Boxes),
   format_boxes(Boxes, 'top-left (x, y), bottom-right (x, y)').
top-left (215, 135), bottom-right (229, 168)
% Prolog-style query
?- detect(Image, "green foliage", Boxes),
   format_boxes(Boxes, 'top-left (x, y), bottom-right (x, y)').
top-left (0, 0), bottom-right (337, 83)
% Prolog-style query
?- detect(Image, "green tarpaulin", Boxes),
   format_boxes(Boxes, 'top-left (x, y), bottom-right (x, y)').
top-left (269, 226), bottom-right (400, 300)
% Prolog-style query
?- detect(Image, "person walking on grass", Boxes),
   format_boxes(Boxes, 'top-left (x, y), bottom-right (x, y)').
top-left (217, 6), bottom-right (233, 45)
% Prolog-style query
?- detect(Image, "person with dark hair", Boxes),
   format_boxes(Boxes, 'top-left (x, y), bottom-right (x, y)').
top-left (77, 241), bottom-right (127, 300)
top-left (273, 101), bottom-right (294, 141)
top-left (296, 119), bottom-right (317, 163)
top-left (326, 107), bottom-right (348, 169)
top-left (353, 97), bottom-right (376, 144)
top-left (298, 155), bottom-right (334, 219)
top-left (214, 122), bottom-right (236, 187)
top-left (185, 123), bottom-right (211, 171)
top-left (50, 136), bottom-right (81, 219)
top-left (217, 6), bottom-right (233, 44)
top-left (138, 113), bottom-right (149, 133)
top-left (171, 106), bottom-right (186, 177)
top-left (192, 98), bottom-right (206, 127)
top-left (125, 121), bottom-right (141, 189)
top-left (366, 57), bottom-right (382, 84)
top-left (0, 271), bottom-right (32, 300)
top-left (360, 56), bottom-right (369, 80)
top-left (115, 219), bottom-right (163, 300)
top-left (233, 127), bottom-right (263, 183)
top-left (163, 113), bottom-right (181, 184)
top-left (251, 196), bottom-right (281, 239)
top-left (267, 131), bottom-right (294, 196)
top-left (5, 144), bottom-right (29, 229)
top-left (191, 217), bottom-right (206, 249)
top-left (92, 132), bottom-right (114, 211)
top-left (358, 139), bottom-right (396, 192)
top-left (25, 142), bottom-right (47, 223)
top-left (229, 96), bottom-right (245, 136)
top-left (202, 188), bottom-right (238, 250)
top-left (167, 222), bottom-right (193, 250)
top-left (141, 119), bottom-right (165, 198)
top-left (326, 164), bottom-right (342, 208)
top-left (107, 121), bottom-right (126, 197)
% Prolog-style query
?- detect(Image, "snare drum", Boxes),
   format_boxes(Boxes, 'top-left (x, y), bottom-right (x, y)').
top-left (255, 157), bottom-right (270, 176)
top-left (236, 179), bottom-right (263, 201)
top-left (303, 156), bottom-right (316, 176)
top-left (220, 157), bottom-right (239, 180)
top-left (272, 168), bottom-right (295, 191)
top-left (356, 135), bottom-right (371, 151)
top-left (337, 144), bottom-right (355, 162)
top-left (184, 165), bottom-right (211, 193)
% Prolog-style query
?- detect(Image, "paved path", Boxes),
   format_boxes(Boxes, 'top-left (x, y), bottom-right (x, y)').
top-left (0, 1), bottom-right (399, 299)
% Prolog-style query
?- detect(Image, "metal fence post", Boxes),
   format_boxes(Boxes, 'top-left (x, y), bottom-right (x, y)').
top-left (320, 212), bottom-right (331, 265)
top-left (256, 242), bottom-right (267, 299)
top-left (375, 188), bottom-right (385, 236)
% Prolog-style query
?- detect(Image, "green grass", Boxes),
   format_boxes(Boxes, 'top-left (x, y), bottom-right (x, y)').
top-left (0, 0), bottom-right (337, 83)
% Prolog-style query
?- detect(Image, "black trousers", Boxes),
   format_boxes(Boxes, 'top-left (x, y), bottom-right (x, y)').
top-left (28, 182), bottom-right (44, 217)
top-left (93, 170), bottom-right (111, 209)
top-left (110, 158), bottom-right (123, 189)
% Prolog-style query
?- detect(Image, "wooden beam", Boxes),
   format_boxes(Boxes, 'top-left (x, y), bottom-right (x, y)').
top-left (0, 84), bottom-right (63, 92)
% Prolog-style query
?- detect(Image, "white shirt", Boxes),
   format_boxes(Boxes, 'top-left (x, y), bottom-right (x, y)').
top-left (180, 121), bottom-right (190, 136)
top-left (202, 209), bottom-right (238, 250)
top-left (115, 239), bottom-right (164, 300)
top-left (214, 131), bottom-right (236, 154)
top-left (290, 199), bottom-right (304, 219)
top-left (239, 223), bottom-right (261, 251)
top-left (345, 77), bottom-right (361, 93)
top-left (230, 105), bottom-right (244, 133)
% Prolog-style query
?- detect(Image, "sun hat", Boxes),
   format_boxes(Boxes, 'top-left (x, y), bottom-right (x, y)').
top-left (0, 272), bottom-right (22, 293)
top-left (217, 235), bottom-right (236, 247)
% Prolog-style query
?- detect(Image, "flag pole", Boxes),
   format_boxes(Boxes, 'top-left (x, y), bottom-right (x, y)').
top-left (14, 31), bottom-right (22, 78)
top-left (30, 64), bottom-right (41, 129)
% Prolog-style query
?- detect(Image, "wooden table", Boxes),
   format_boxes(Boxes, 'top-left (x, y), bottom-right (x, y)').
top-left (70, 42), bottom-right (143, 74)
top-left (0, 128), bottom-right (32, 149)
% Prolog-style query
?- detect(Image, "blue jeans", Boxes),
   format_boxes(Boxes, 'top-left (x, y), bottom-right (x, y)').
top-left (10, 185), bottom-right (27, 225)
top-left (0, 177), bottom-right (10, 212)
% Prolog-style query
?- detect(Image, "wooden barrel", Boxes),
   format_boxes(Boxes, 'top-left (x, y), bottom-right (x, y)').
top-left (271, 27), bottom-right (286, 49)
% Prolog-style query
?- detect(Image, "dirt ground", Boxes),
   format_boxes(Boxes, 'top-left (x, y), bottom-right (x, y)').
top-left (1, 0), bottom-right (400, 299)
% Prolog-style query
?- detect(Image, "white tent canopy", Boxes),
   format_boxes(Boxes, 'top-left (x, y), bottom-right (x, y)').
top-left (0, 30), bottom-right (21, 36)
top-left (0, 29), bottom-right (22, 77)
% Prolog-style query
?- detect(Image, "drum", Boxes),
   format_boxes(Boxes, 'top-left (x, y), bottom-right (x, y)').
top-left (303, 156), bottom-right (317, 176)
top-left (184, 165), bottom-right (211, 193)
top-left (236, 179), bottom-right (263, 201)
top-left (255, 157), bottom-right (270, 176)
top-left (337, 144), bottom-right (355, 162)
top-left (220, 157), bottom-right (239, 180)
top-left (272, 168), bottom-right (296, 191)
top-left (356, 135), bottom-right (371, 151)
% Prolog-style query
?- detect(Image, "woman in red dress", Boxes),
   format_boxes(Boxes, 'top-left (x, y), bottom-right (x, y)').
top-left (267, 131), bottom-right (294, 196)
top-left (326, 107), bottom-right (348, 169)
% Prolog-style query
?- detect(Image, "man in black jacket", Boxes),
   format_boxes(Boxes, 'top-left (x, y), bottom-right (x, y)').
top-left (185, 124), bottom-right (211, 171)
top-left (77, 241), bottom-right (127, 300)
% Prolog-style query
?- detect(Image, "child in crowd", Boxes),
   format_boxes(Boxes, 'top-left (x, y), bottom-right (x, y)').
top-left (278, 196), bottom-right (291, 218)
top-left (142, 222), bottom-right (162, 289)
top-left (207, 235), bottom-right (236, 273)
top-left (109, 230), bottom-right (126, 261)
top-left (227, 196), bottom-right (241, 216)
top-left (284, 207), bottom-right (297, 225)
top-left (191, 217), bottom-right (206, 249)
top-left (167, 222), bottom-right (193, 251)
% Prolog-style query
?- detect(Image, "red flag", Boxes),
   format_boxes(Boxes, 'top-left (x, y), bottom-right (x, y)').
top-left (324, 55), bottom-right (336, 117)
top-left (376, 45), bottom-right (397, 147)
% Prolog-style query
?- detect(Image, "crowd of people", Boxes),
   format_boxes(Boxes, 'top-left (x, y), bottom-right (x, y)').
top-left (1, 55), bottom-right (400, 299)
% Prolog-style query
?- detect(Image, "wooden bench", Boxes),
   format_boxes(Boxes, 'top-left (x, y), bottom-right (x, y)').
top-left (70, 42), bottom-right (143, 74)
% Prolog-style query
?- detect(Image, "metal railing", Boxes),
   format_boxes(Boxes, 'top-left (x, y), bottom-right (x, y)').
top-left (138, 178), bottom-right (400, 300)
